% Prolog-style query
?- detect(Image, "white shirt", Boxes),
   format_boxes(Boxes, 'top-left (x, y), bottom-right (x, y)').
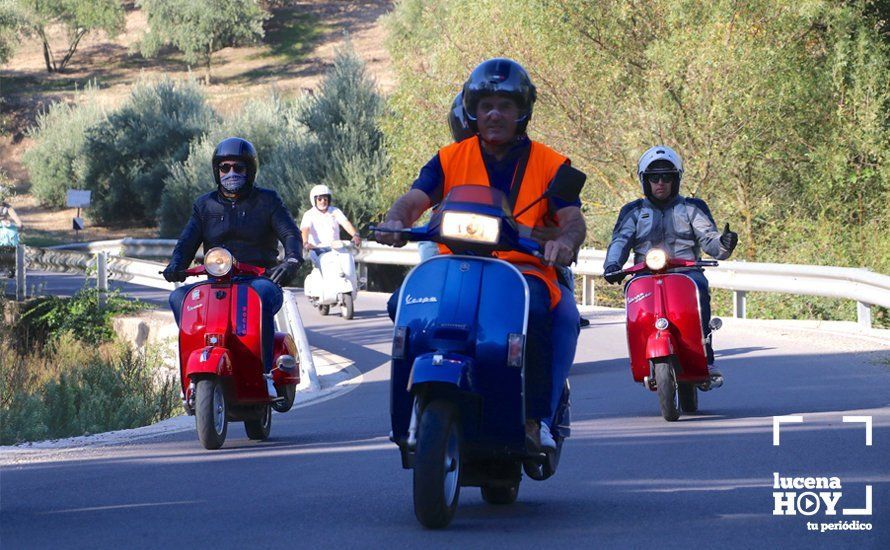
top-left (300, 206), bottom-right (349, 246)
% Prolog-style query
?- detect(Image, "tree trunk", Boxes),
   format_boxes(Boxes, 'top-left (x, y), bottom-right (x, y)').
top-left (58, 29), bottom-right (88, 72)
top-left (205, 39), bottom-right (213, 85)
top-left (38, 28), bottom-right (56, 73)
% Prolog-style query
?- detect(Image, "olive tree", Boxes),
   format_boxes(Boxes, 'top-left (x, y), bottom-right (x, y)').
top-left (138, 0), bottom-right (269, 83)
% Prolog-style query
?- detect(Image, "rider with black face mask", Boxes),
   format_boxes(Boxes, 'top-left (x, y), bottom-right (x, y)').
top-left (163, 137), bottom-right (303, 397)
top-left (603, 145), bottom-right (737, 385)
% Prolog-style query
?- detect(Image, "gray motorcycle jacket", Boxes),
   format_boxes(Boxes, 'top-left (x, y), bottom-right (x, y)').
top-left (604, 195), bottom-right (731, 269)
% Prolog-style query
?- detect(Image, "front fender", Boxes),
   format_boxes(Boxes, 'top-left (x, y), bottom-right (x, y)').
top-left (185, 346), bottom-right (233, 379)
top-left (408, 353), bottom-right (471, 392)
top-left (645, 330), bottom-right (675, 360)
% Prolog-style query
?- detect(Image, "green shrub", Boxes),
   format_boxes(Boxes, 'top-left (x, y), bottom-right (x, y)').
top-left (159, 93), bottom-right (309, 236)
top-left (0, 333), bottom-right (178, 445)
top-left (21, 83), bottom-right (107, 208)
top-left (17, 288), bottom-right (149, 348)
top-left (80, 76), bottom-right (216, 226)
top-left (160, 48), bottom-right (389, 237)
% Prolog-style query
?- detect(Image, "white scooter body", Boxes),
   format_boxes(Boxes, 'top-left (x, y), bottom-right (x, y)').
top-left (304, 240), bottom-right (359, 319)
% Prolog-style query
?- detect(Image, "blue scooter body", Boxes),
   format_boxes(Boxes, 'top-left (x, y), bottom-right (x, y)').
top-left (391, 255), bottom-right (530, 453)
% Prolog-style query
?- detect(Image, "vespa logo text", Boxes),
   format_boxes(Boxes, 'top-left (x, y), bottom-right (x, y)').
top-left (186, 303), bottom-right (202, 312)
top-left (405, 294), bottom-right (438, 305)
top-left (627, 292), bottom-right (652, 305)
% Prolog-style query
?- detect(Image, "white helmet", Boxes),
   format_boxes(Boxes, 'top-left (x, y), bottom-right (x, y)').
top-left (309, 184), bottom-right (332, 205)
top-left (637, 145), bottom-right (683, 201)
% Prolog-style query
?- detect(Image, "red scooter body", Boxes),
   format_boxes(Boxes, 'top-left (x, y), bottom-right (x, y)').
top-left (625, 273), bottom-right (709, 384)
top-left (172, 250), bottom-right (299, 449)
top-left (618, 252), bottom-right (718, 421)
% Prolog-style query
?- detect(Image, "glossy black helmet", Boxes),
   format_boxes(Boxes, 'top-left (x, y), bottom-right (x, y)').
top-left (212, 137), bottom-right (258, 188)
top-left (448, 92), bottom-right (474, 142)
top-left (461, 58), bottom-right (536, 134)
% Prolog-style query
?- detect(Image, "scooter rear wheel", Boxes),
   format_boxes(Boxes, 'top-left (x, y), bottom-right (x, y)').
top-left (678, 383), bottom-right (698, 413)
top-left (341, 292), bottom-right (354, 320)
top-left (195, 378), bottom-right (227, 449)
top-left (317, 304), bottom-right (330, 316)
top-left (654, 361), bottom-right (680, 422)
top-left (244, 404), bottom-right (272, 440)
top-left (413, 400), bottom-right (461, 529)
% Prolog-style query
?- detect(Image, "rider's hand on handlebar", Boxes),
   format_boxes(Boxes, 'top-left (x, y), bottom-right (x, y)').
top-left (351, 234), bottom-right (362, 248)
top-left (603, 264), bottom-right (625, 285)
top-left (542, 238), bottom-right (575, 267)
top-left (162, 265), bottom-right (187, 283)
top-left (374, 220), bottom-right (408, 247)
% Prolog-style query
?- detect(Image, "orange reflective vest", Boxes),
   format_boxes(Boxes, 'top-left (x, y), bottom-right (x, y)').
top-left (437, 136), bottom-right (567, 309)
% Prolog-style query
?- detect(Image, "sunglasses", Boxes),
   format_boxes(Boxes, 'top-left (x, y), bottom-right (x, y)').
top-left (646, 172), bottom-right (677, 185)
top-left (315, 195), bottom-right (331, 202)
top-left (219, 162), bottom-right (247, 174)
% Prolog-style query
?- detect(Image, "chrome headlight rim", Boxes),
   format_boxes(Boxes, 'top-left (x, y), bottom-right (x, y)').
top-left (645, 248), bottom-right (668, 271)
top-left (204, 247), bottom-right (234, 277)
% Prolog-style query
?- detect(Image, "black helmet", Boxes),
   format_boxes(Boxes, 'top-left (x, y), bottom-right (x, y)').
top-left (212, 137), bottom-right (258, 189)
top-left (448, 92), bottom-right (474, 142)
top-left (461, 58), bottom-right (537, 135)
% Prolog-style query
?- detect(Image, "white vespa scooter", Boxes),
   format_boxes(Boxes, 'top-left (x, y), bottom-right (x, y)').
top-left (303, 240), bottom-right (361, 320)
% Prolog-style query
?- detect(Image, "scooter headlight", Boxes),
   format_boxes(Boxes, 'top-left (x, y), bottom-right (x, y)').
top-left (441, 212), bottom-right (500, 244)
top-left (645, 248), bottom-right (668, 271)
top-left (204, 247), bottom-right (234, 277)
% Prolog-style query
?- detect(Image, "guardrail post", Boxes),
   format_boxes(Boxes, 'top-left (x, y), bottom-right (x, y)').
top-left (857, 302), bottom-right (872, 330)
top-left (733, 290), bottom-right (746, 319)
top-left (96, 251), bottom-right (108, 309)
top-left (15, 243), bottom-right (26, 301)
top-left (582, 274), bottom-right (595, 306)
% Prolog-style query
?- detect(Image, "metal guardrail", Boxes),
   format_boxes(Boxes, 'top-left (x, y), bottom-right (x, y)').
top-left (12, 239), bottom-right (890, 329)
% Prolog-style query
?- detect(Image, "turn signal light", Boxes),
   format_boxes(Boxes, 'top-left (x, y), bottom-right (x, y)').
top-left (507, 333), bottom-right (525, 368)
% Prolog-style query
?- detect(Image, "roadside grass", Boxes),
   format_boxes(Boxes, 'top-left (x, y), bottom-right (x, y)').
top-left (0, 292), bottom-right (177, 445)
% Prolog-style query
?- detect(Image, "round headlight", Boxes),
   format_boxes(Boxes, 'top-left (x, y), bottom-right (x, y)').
top-left (645, 248), bottom-right (668, 271)
top-left (204, 247), bottom-right (233, 277)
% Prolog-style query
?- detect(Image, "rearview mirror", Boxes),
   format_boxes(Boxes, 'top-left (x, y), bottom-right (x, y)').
top-left (545, 164), bottom-right (586, 204)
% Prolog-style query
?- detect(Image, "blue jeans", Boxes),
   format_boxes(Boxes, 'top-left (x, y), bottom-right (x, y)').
top-left (544, 282), bottom-right (580, 428)
top-left (169, 277), bottom-right (283, 372)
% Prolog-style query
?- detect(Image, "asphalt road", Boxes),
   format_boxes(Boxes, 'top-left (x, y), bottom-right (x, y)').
top-left (1, 291), bottom-right (888, 549)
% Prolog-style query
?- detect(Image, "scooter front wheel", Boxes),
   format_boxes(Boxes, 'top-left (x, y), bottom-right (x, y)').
top-left (195, 378), bottom-right (228, 449)
top-left (654, 361), bottom-right (680, 422)
top-left (413, 400), bottom-right (461, 529)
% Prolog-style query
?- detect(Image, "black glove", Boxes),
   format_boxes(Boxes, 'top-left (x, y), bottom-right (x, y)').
top-left (603, 264), bottom-right (625, 285)
top-left (267, 258), bottom-right (301, 286)
top-left (162, 265), bottom-right (187, 283)
top-left (720, 223), bottom-right (738, 253)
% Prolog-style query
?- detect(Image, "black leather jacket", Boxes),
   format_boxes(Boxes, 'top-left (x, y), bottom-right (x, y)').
top-left (169, 187), bottom-right (302, 270)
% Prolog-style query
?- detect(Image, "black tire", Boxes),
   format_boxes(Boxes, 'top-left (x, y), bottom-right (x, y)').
top-left (341, 292), bottom-right (354, 320)
top-left (481, 484), bottom-right (519, 505)
top-left (318, 304), bottom-right (330, 316)
top-left (678, 382), bottom-right (698, 413)
top-left (244, 404), bottom-right (272, 440)
top-left (654, 361), bottom-right (680, 422)
top-left (413, 400), bottom-right (461, 529)
top-left (195, 378), bottom-right (227, 449)
top-left (272, 384), bottom-right (296, 413)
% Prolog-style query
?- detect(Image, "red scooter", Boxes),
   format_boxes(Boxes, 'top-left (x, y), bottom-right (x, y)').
top-left (170, 247), bottom-right (300, 449)
top-left (614, 248), bottom-right (722, 421)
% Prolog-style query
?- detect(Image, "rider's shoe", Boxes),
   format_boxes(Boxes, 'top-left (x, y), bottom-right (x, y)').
top-left (525, 419), bottom-right (541, 451)
top-left (539, 422), bottom-right (557, 450)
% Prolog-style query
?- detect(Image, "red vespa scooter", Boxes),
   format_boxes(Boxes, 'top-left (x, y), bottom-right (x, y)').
top-left (170, 247), bottom-right (300, 449)
top-left (615, 248), bottom-right (722, 421)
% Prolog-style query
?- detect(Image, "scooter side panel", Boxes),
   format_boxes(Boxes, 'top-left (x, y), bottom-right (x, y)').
top-left (179, 283), bottom-right (215, 394)
top-left (662, 274), bottom-right (709, 381)
top-left (272, 332), bottom-right (300, 385)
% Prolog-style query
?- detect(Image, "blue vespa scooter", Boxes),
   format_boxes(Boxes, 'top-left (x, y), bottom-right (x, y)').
top-left (373, 168), bottom-right (584, 529)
